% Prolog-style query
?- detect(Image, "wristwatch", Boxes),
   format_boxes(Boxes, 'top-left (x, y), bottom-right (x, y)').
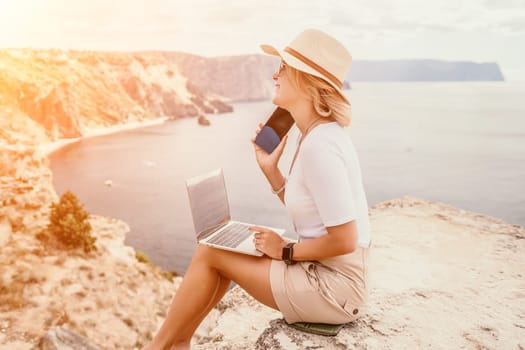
top-left (282, 242), bottom-right (296, 265)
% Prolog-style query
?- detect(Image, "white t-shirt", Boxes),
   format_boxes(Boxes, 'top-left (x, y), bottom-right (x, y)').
top-left (284, 122), bottom-right (371, 248)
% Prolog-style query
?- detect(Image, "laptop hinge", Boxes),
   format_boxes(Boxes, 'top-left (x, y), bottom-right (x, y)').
top-left (197, 219), bottom-right (229, 241)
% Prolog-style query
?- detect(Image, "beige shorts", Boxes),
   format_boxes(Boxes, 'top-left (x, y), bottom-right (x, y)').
top-left (270, 246), bottom-right (369, 324)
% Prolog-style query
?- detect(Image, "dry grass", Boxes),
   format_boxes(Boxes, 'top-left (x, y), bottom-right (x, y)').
top-left (0, 280), bottom-right (26, 311)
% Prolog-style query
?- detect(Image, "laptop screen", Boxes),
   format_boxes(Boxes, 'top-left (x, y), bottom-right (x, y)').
top-left (185, 168), bottom-right (231, 239)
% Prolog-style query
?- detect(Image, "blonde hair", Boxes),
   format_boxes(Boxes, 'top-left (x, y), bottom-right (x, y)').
top-left (285, 65), bottom-right (351, 127)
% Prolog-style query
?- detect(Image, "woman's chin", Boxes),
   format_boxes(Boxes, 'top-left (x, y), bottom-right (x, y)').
top-left (271, 96), bottom-right (284, 107)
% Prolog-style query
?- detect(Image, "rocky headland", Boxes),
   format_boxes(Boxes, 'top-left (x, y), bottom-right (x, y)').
top-left (0, 49), bottom-right (234, 145)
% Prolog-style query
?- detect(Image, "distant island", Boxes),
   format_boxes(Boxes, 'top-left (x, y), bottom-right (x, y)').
top-left (346, 59), bottom-right (504, 82)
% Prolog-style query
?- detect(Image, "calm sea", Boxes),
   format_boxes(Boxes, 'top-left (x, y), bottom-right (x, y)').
top-left (49, 82), bottom-right (525, 274)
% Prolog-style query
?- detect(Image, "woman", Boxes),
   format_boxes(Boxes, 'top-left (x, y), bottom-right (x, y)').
top-left (143, 28), bottom-right (371, 350)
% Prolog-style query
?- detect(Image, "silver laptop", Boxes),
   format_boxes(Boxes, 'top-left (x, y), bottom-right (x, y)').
top-left (186, 168), bottom-right (285, 256)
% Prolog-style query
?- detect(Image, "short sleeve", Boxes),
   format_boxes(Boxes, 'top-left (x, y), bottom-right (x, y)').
top-left (301, 140), bottom-right (357, 227)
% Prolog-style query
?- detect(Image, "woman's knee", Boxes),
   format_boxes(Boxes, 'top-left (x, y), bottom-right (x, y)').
top-left (191, 245), bottom-right (255, 274)
top-left (192, 244), bottom-right (222, 266)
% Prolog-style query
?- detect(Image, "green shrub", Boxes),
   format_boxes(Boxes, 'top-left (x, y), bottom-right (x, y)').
top-left (135, 250), bottom-right (151, 264)
top-left (45, 190), bottom-right (96, 253)
top-left (135, 251), bottom-right (179, 282)
top-left (160, 270), bottom-right (176, 282)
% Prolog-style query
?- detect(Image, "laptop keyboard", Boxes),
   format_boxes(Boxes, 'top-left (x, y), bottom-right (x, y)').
top-left (208, 222), bottom-right (253, 248)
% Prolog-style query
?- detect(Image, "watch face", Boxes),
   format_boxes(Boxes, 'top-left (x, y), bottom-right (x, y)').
top-left (283, 243), bottom-right (295, 265)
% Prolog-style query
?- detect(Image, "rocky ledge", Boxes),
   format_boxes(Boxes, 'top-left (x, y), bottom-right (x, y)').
top-left (187, 197), bottom-right (525, 349)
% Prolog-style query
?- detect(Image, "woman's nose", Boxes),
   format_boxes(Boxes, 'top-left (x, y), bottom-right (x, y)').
top-left (272, 72), bottom-right (278, 80)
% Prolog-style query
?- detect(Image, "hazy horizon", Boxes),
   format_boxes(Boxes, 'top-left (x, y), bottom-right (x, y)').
top-left (0, 0), bottom-right (524, 80)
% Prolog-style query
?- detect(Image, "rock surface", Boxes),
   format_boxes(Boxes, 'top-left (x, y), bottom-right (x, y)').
top-left (0, 145), bottom-right (57, 235)
top-left (39, 326), bottom-right (101, 350)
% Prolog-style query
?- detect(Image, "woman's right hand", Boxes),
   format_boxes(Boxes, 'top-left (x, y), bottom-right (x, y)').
top-left (251, 122), bottom-right (288, 173)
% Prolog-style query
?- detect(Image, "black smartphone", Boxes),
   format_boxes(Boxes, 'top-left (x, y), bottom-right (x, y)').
top-left (254, 107), bottom-right (295, 154)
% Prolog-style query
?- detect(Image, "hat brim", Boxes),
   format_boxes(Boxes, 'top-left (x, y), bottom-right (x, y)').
top-left (260, 44), bottom-right (350, 105)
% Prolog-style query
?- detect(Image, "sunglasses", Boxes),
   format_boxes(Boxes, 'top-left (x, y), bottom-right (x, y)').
top-left (277, 61), bottom-right (287, 76)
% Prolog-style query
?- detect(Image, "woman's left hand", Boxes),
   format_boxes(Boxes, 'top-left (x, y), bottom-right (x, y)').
top-left (250, 226), bottom-right (287, 260)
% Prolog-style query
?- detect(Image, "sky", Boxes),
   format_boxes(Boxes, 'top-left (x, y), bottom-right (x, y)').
top-left (0, 0), bottom-right (524, 80)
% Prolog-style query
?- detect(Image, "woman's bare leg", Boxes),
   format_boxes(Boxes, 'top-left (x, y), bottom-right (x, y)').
top-left (143, 245), bottom-right (278, 349)
top-left (173, 275), bottom-right (231, 346)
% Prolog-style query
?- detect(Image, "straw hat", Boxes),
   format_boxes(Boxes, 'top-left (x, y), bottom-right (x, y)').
top-left (260, 29), bottom-right (352, 104)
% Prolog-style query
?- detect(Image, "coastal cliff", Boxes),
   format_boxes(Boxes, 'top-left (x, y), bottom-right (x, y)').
top-left (0, 49), bottom-right (233, 144)
top-left (0, 143), bottom-right (182, 349)
top-left (164, 52), bottom-right (278, 102)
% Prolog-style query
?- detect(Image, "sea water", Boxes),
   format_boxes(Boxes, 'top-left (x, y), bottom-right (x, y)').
top-left (50, 82), bottom-right (525, 273)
